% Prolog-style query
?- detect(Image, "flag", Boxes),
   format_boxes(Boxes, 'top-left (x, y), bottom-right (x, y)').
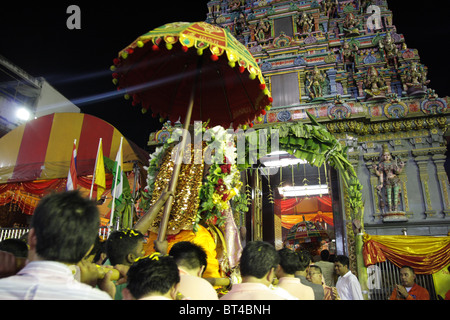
top-left (110, 137), bottom-right (124, 227)
top-left (112, 138), bottom-right (124, 204)
top-left (66, 139), bottom-right (77, 191)
top-left (93, 139), bottom-right (106, 201)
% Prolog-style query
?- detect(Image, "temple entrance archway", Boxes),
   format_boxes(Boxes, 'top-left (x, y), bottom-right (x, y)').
top-left (240, 113), bottom-right (364, 277)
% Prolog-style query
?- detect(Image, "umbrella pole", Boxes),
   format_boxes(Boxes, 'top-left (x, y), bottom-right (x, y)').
top-left (157, 61), bottom-right (199, 243)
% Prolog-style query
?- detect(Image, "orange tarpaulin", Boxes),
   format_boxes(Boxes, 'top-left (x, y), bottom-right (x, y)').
top-left (0, 113), bottom-right (148, 219)
top-left (281, 211), bottom-right (334, 230)
top-left (274, 195), bottom-right (332, 214)
top-left (275, 195), bottom-right (334, 229)
top-left (0, 173), bottom-right (136, 225)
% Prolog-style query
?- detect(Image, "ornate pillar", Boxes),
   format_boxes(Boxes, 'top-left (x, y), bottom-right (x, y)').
top-left (432, 154), bottom-right (450, 217)
top-left (413, 153), bottom-right (436, 217)
top-left (326, 68), bottom-right (337, 96)
top-left (251, 168), bottom-right (263, 241)
top-left (274, 214), bottom-right (283, 250)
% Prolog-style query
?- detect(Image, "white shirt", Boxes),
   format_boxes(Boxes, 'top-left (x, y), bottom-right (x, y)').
top-left (336, 270), bottom-right (364, 300)
top-left (0, 261), bottom-right (112, 300)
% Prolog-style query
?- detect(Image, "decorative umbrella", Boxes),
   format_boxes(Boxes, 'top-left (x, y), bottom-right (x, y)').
top-left (286, 220), bottom-right (329, 244)
top-left (112, 21), bottom-right (272, 129)
top-left (111, 21), bottom-right (272, 241)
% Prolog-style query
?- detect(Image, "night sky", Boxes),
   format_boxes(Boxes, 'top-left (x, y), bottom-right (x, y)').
top-left (0, 1), bottom-right (448, 150)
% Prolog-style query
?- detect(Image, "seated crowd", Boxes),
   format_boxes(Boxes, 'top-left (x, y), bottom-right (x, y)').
top-left (0, 191), bottom-right (430, 300)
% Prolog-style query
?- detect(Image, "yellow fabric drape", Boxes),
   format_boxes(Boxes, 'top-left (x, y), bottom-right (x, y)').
top-left (144, 224), bottom-right (221, 279)
top-left (363, 233), bottom-right (450, 274)
top-left (281, 212), bottom-right (334, 229)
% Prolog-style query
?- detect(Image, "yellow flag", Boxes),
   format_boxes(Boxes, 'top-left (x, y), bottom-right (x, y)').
top-left (94, 140), bottom-right (106, 201)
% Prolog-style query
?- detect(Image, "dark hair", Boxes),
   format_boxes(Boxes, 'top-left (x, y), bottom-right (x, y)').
top-left (127, 255), bottom-right (180, 299)
top-left (297, 250), bottom-right (312, 271)
top-left (309, 264), bottom-right (322, 274)
top-left (89, 236), bottom-right (106, 264)
top-left (400, 265), bottom-right (415, 274)
top-left (335, 255), bottom-right (350, 268)
top-left (277, 248), bottom-right (301, 275)
top-left (106, 229), bottom-right (144, 265)
top-left (31, 190), bottom-right (99, 264)
top-left (240, 241), bottom-right (279, 278)
top-left (169, 241), bottom-right (207, 271)
top-left (320, 249), bottom-right (330, 261)
top-left (0, 238), bottom-right (28, 258)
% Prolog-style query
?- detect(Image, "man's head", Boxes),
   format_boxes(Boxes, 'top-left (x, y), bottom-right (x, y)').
top-left (169, 241), bottom-right (208, 277)
top-left (297, 250), bottom-right (312, 272)
top-left (334, 255), bottom-right (350, 276)
top-left (320, 249), bottom-right (330, 262)
top-left (307, 265), bottom-right (323, 285)
top-left (276, 248), bottom-right (301, 277)
top-left (29, 190), bottom-right (100, 264)
top-left (125, 254), bottom-right (180, 300)
top-left (0, 238), bottom-right (29, 258)
top-left (399, 266), bottom-right (416, 287)
top-left (239, 241), bottom-right (279, 285)
top-left (106, 229), bottom-right (145, 266)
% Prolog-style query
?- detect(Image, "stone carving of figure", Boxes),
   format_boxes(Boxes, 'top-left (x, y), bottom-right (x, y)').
top-left (372, 144), bottom-right (405, 213)
top-left (343, 13), bottom-right (360, 36)
top-left (359, 0), bottom-right (372, 14)
top-left (255, 18), bottom-right (271, 42)
top-left (379, 32), bottom-right (399, 68)
top-left (364, 66), bottom-right (388, 99)
top-left (321, 0), bottom-right (337, 18)
top-left (307, 66), bottom-right (327, 99)
top-left (297, 12), bottom-right (314, 34)
top-left (341, 40), bottom-right (358, 72)
top-left (404, 62), bottom-right (430, 94)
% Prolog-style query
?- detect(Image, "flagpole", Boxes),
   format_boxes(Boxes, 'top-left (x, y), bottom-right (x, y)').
top-left (90, 138), bottom-right (102, 200)
top-left (110, 137), bottom-right (123, 229)
top-left (66, 139), bottom-right (77, 191)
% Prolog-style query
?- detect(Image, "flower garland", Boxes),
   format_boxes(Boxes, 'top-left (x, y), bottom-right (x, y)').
top-left (196, 126), bottom-right (242, 229)
top-left (141, 124), bottom-right (242, 230)
top-left (197, 156), bottom-right (241, 227)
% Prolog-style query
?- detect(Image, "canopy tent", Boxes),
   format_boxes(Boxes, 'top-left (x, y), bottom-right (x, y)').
top-left (274, 195), bottom-right (333, 230)
top-left (0, 112), bottom-right (148, 183)
top-left (0, 113), bottom-right (149, 220)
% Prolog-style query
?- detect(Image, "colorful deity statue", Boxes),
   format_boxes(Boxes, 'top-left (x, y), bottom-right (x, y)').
top-left (297, 12), bottom-right (315, 34)
top-left (255, 18), bottom-right (271, 42)
top-left (341, 40), bottom-right (359, 72)
top-left (404, 62), bottom-right (430, 95)
top-left (307, 66), bottom-right (327, 100)
top-left (364, 66), bottom-right (388, 100)
top-left (372, 144), bottom-right (405, 213)
top-left (343, 13), bottom-right (360, 36)
top-left (321, 0), bottom-right (337, 18)
top-left (379, 32), bottom-right (399, 68)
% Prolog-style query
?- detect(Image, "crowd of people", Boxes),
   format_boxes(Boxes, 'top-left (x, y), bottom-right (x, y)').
top-left (0, 190), bottom-right (432, 300)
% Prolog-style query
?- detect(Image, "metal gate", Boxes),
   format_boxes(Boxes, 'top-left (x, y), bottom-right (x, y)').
top-left (367, 259), bottom-right (437, 300)
top-left (0, 226), bottom-right (110, 242)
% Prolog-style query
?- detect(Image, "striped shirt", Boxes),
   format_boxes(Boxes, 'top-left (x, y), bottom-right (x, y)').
top-left (0, 261), bottom-right (112, 300)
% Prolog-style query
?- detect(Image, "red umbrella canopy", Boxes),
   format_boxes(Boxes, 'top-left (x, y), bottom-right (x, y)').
top-left (111, 22), bottom-right (272, 129)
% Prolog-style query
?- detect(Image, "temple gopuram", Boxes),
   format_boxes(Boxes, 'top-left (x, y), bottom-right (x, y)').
top-left (146, 0), bottom-right (450, 299)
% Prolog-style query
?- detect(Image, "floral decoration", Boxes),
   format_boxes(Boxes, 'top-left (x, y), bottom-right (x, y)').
top-left (196, 126), bottom-right (242, 229)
